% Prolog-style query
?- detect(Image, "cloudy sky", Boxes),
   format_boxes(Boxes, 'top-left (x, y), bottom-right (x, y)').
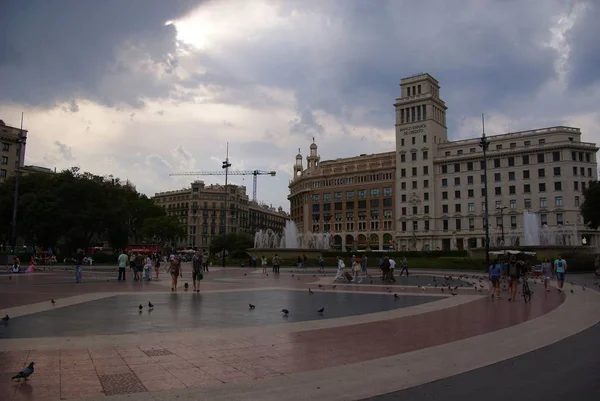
top-left (1, 0), bottom-right (598, 210)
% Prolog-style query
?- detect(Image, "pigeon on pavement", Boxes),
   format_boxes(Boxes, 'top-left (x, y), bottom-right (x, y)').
top-left (2, 314), bottom-right (9, 322)
top-left (12, 362), bottom-right (34, 381)
top-left (281, 309), bottom-right (289, 316)
top-left (51, 299), bottom-right (56, 305)
top-left (317, 307), bottom-right (324, 314)
top-left (138, 304), bottom-right (143, 311)
top-left (309, 288), bottom-right (314, 294)
top-left (249, 304), bottom-right (256, 310)
top-left (148, 302), bottom-right (154, 309)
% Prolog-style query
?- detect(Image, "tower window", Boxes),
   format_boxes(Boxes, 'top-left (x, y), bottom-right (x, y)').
top-left (418, 84), bottom-right (422, 94)
top-left (422, 105), bottom-right (427, 120)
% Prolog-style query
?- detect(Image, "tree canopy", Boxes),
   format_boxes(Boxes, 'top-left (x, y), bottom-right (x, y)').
top-left (580, 180), bottom-right (600, 229)
top-left (0, 167), bottom-right (184, 254)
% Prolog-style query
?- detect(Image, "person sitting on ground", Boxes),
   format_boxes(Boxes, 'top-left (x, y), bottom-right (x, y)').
top-left (12, 256), bottom-right (20, 273)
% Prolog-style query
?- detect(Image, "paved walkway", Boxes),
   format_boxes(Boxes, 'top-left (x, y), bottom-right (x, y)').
top-left (1, 267), bottom-right (598, 401)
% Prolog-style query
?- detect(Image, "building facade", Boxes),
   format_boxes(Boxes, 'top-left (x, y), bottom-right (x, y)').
top-left (153, 180), bottom-right (288, 251)
top-left (248, 202), bottom-right (288, 235)
top-left (394, 73), bottom-right (599, 251)
top-left (288, 73), bottom-right (599, 251)
top-left (0, 119), bottom-right (27, 184)
top-left (288, 141), bottom-right (396, 250)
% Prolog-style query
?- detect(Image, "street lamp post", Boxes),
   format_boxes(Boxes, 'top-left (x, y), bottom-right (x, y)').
top-left (11, 115), bottom-right (26, 254)
top-left (479, 114), bottom-right (491, 270)
top-left (496, 206), bottom-right (508, 247)
top-left (221, 143), bottom-right (231, 268)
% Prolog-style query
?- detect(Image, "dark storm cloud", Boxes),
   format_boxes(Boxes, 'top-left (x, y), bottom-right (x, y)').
top-left (0, 0), bottom-right (583, 137)
top-left (0, 0), bottom-right (205, 108)
top-left (566, 0), bottom-right (600, 88)
top-left (181, 0), bottom-right (564, 134)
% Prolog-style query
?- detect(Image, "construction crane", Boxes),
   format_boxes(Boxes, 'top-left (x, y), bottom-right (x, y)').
top-left (169, 170), bottom-right (276, 202)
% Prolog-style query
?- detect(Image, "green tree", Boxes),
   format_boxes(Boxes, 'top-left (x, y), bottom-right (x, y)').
top-left (0, 167), bottom-right (169, 255)
top-left (138, 216), bottom-right (186, 247)
top-left (209, 232), bottom-right (254, 258)
top-left (580, 180), bottom-right (600, 229)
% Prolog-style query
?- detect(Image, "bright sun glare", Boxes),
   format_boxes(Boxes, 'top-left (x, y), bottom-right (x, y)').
top-left (169, 1), bottom-right (284, 51)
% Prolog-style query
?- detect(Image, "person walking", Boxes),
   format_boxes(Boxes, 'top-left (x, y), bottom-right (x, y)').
top-left (145, 254), bottom-right (154, 281)
top-left (351, 256), bottom-right (362, 283)
top-left (154, 256), bottom-right (161, 280)
top-left (388, 258), bottom-right (397, 282)
top-left (541, 257), bottom-right (553, 292)
top-left (554, 254), bottom-right (567, 292)
top-left (506, 255), bottom-right (522, 301)
top-left (398, 257), bottom-right (409, 276)
top-left (261, 256), bottom-right (268, 274)
top-left (489, 259), bottom-right (503, 299)
top-left (74, 249), bottom-right (85, 283)
top-left (334, 256), bottom-right (346, 281)
top-left (203, 253), bottom-right (210, 272)
top-left (380, 256), bottom-right (391, 283)
top-left (191, 250), bottom-right (203, 292)
top-left (117, 250), bottom-right (128, 281)
top-left (272, 254), bottom-right (281, 274)
top-left (167, 255), bottom-right (182, 291)
top-left (134, 253), bottom-right (145, 282)
top-left (361, 254), bottom-right (368, 276)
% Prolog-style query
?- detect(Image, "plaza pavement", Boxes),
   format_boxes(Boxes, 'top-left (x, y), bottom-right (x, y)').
top-left (0, 265), bottom-right (599, 401)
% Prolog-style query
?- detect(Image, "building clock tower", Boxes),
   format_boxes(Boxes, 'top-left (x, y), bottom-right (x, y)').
top-left (394, 73), bottom-right (448, 252)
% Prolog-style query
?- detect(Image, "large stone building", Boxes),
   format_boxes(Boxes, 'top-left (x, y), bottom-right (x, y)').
top-left (153, 180), bottom-right (289, 251)
top-left (288, 73), bottom-right (599, 251)
top-left (288, 141), bottom-right (396, 250)
top-left (0, 119), bottom-right (27, 183)
top-left (394, 73), bottom-right (598, 251)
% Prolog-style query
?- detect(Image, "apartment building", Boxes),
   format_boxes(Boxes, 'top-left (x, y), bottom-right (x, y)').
top-left (0, 119), bottom-right (27, 183)
top-left (288, 141), bottom-right (396, 250)
top-left (394, 73), bottom-right (598, 251)
top-left (153, 180), bottom-right (288, 251)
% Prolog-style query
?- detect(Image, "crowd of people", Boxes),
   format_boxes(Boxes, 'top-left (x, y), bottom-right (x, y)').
top-left (488, 254), bottom-right (568, 301)
top-left (333, 254), bottom-right (409, 283)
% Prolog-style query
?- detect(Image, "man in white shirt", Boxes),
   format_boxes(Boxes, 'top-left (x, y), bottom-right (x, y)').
top-left (388, 258), bottom-right (397, 282)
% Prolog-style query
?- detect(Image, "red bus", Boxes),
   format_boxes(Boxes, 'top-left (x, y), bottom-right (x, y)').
top-left (126, 243), bottom-right (161, 254)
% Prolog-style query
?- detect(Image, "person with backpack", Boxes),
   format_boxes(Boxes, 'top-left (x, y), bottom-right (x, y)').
top-left (506, 255), bottom-right (522, 302)
top-left (554, 254), bottom-right (567, 292)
